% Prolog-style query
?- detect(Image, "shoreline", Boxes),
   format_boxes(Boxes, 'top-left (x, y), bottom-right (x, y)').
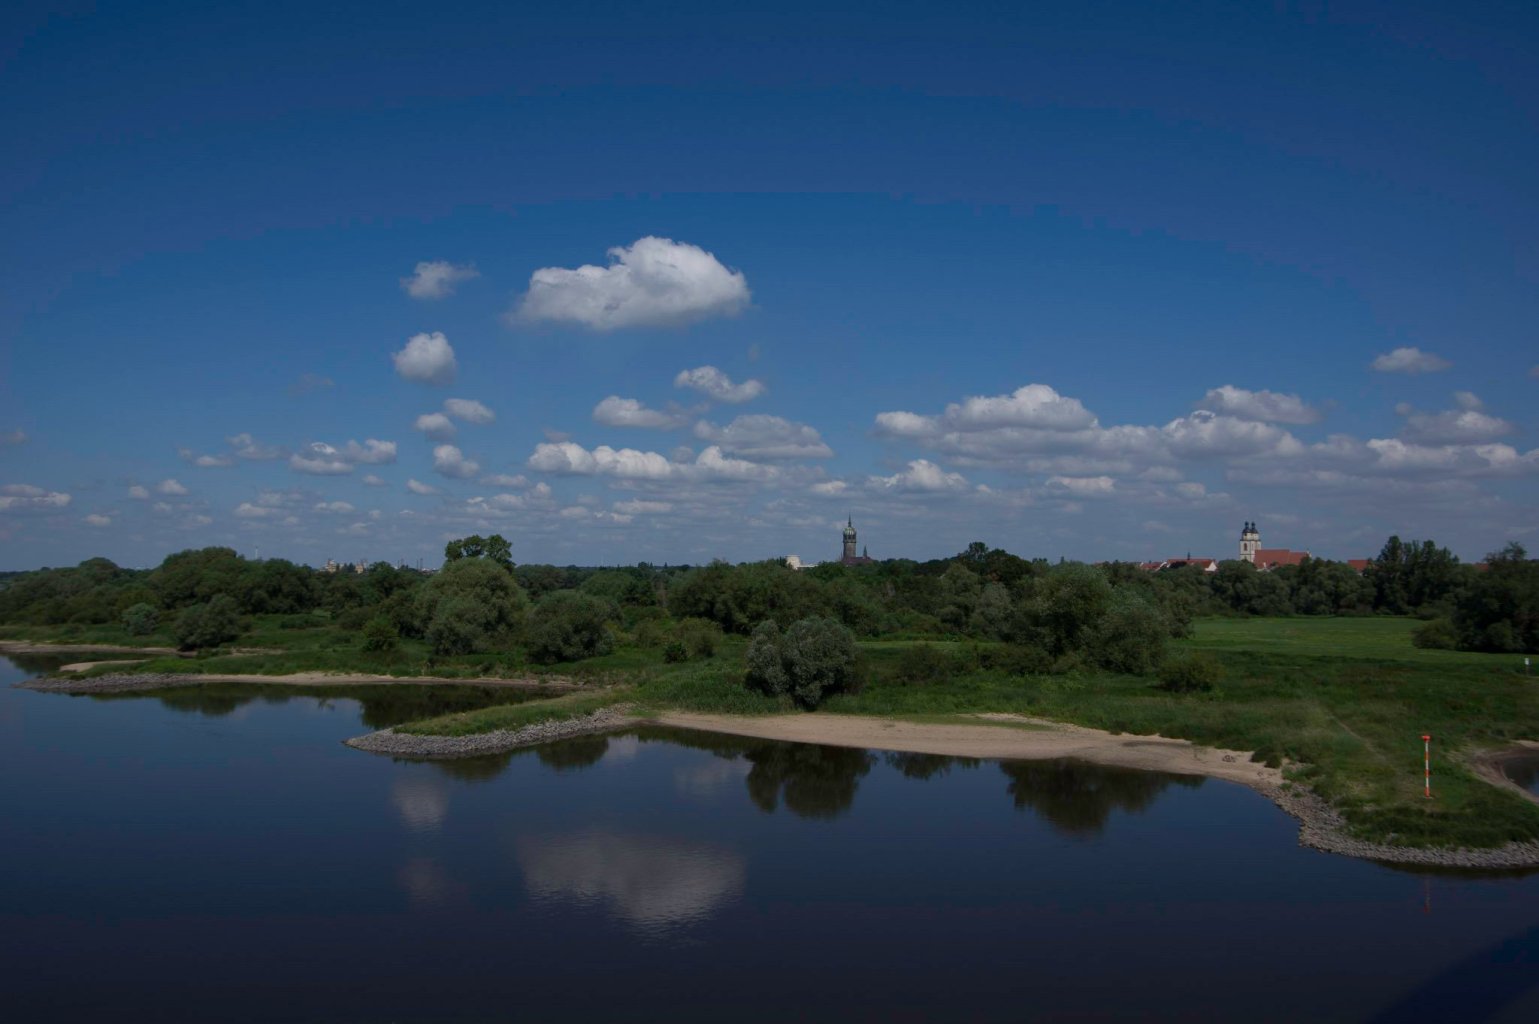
top-left (16, 671), bottom-right (582, 694)
top-left (344, 706), bottom-right (637, 759)
top-left (648, 712), bottom-right (1539, 870)
top-left (0, 641), bottom-right (181, 656)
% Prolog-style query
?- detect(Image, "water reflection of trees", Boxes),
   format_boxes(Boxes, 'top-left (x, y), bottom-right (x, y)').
top-left (635, 726), bottom-right (875, 820)
top-left (85, 683), bottom-right (541, 728)
top-left (885, 751), bottom-right (981, 780)
top-left (999, 759), bottom-right (1202, 837)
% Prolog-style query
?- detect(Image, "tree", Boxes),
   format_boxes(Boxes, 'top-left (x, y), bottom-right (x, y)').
top-left (444, 533), bottom-right (514, 573)
top-left (121, 602), bottom-right (159, 636)
top-left (173, 594), bottom-right (242, 650)
top-left (744, 616), bottom-right (858, 708)
top-left (415, 557), bottom-right (528, 655)
top-left (526, 591), bottom-right (616, 663)
top-left (1452, 543), bottom-right (1538, 653)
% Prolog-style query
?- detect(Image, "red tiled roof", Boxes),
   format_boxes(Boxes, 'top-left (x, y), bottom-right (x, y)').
top-left (1346, 559), bottom-right (1371, 572)
top-left (1255, 548), bottom-right (1310, 568)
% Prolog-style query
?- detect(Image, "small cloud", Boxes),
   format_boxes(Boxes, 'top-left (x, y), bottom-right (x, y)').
top-left (593, 396), bottom-right (691, 430)
top-left (341, 439), bottom-right (396, 464)
top-left (234, 502), bottom-right (279, 519)
top-left (1371, 346), bottom-right (1451, 374)
top-left (392, 331), bottom-right (457, 385)
top-left (513, 237), bottom-right (750, 331)
top-left (401, 260), bottom-right (480, 300)
top-left (443, 398), bottom-right (495, 425)
top-left (1399, 393), bottom-right (1514, 444)
top-left (673, 366), bottom-right (765, 404)
top-left (362, 474), bottom-right (388, 487)
top-left (0, 480), bottom-right (70, 508)
top-left (406, 478), bottom-right (440, 496)
top-left (480, 473), bottom-right (527, 487)
top-left (179, 448), bottom-right (235, 468)
top-left (288, 373), bottom-right (335, 396)
top-left (432, 445), bottom-right (479, 479)
top-left (414, 412), bottom-right (457, 441)
top-left (870, 459), bottom-right (968, 492)
top-left (810, 480), bottom-right (848, 497)
top-left (0, 429), bottom-right (25, 446)
top-left (226, 433), bottom-right (284, 460)
top-left (1046, 475), bottom-right (1116, 498)
top-left (127, 485), bottom-right (150, 500)
top-left (156, 479), bottom-right (189, 496)
top-left (290, 444), bottom-right (354, 475)
top-left (83, 513), bottom-right (112, 527)
top-left (613, 499), bottom-right (672, 515)
top-left (314, 501), bottom-right (355, 514)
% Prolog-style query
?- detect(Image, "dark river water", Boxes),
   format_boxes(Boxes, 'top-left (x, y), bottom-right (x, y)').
top-left (4, 655), bottom-right (1539, 1023)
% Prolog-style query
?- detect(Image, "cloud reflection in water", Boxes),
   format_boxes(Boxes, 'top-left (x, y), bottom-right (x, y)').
top-left (516, 831), bottom-right (745, 933)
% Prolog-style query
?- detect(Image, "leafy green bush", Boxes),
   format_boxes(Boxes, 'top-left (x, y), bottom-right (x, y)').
top-left (361, 616), bottom-right (399, 652)
top-left (662, 640), bottom-right (688, 663)
top-left (120, 602), bottom-right (159, 636)
top-left (744, 616), bottom-right (858, 708)
top-left (977, 642), bottom-right (1053, 676)
top-left (172, 594), bottom-right (241, 651)
top-left (1157, 651), bottom-right (1225, 692)
top-left (416, 558), bottom-right (528, 655)
top-left (1410, 617), bottom-right (1458, 650)
top-left (675, 617), bottom-right (723, 658)
top-left (526, 591), bottom-right (616, 664)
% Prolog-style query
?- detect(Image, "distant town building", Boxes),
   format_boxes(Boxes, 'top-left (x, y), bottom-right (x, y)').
top-left (784, 555), bottom-right (817, 571)
top-left (1239, 522), bottom-right (1312, 569)
top-left (840, 516), bottom-right (874, 567)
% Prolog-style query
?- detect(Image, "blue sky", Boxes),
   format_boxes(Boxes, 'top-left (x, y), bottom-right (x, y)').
top-left (2, 0), bottom-right (1536, 568)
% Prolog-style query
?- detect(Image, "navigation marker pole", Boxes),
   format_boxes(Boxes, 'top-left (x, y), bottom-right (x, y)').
top-left (1422, 734), bottom-right (1432, 799)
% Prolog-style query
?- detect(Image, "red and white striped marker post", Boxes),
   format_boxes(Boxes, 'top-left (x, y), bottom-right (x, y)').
top-left (1422, 734), bottom-right (1432, 799)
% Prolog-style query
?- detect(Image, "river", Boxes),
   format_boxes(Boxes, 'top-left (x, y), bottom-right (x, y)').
top-left (3, 655), bottom-right (1537, 1022)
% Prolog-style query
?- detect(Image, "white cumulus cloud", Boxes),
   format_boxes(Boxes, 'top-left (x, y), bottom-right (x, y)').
top-left (443, 398), bottom-right (495, 425)
top-left (0, 430), bottom-right (26, 446)
top-left (406, 478), bottom-right (440, 496)
top-left (415, 412), bottom-right (457, 441)
top-left (392, 331), bottom-right (458, 385)
top-left (433, 444), bottom-right (480, 479)
top-left (1399, 393), bottom-right (1514, 445)
top-left (0, 484), bottom-right (71, 512)
top-left (593, 396), bottom-right (691, 430)
top-left (128, 485), bottom-right (150, 500)
top-left (515, 237), bottom-right (750, 331)
top-left (83, 513), bottom-right (112, 527)
top-left (401, 261), bottom-right (479, 300)
top-left (156, 479), bottom-right (189, 496)
top-left (673, 366), bottom-right (765, 404)
top-left (1371, 346), bottom-right (1451, 374)
top-left (1196, 386), bottom-right (1322, 424)
top-left (871, 460), bottom-right (969, 492)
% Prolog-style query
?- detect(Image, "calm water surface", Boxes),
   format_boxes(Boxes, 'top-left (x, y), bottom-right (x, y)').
top-left (4, 655), bottom-right (1538, 1022)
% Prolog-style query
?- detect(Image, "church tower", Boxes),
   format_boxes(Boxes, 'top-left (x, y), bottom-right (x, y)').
top-left (842, 516), bottom-right (858, 563)
top-left (1240, 521), bottom-right (1260, 563)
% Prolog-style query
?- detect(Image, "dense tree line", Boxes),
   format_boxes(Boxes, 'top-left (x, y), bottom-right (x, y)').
top-left (1, 532), bottom-right (1533, 660)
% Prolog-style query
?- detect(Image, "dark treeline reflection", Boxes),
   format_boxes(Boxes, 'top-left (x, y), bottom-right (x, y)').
top-left (999, 759), bottom-right (1203, 837)
top-left (886, 751), bottom-right (982, 780)
top-left (83, 683), bottom-right (544, 729)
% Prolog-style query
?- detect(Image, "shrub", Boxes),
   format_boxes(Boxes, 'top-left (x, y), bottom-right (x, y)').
top-left (662, 640), bottom-right (689, 663)
top-left (120, 602), bottom-right (159, 636)
top-left (676, 617), bottom-right (723, 659)
top-left (362, 616), bottom-right (399, 653)
top-left (415, 558), bottom-right (528, 655)
top-left (526, 591), bottom-right (616, 664)
top-left (1157, 652), bottom-right (1225, 693)
top-left (1410, 618), bottom-right (1458, 650)
top-left (893, 644), bottom-right (958, 686)
top-left (172, 593), bottom-right (241, 651)
top-left (425, 596), bottom-right (493, 656)
top-left (744, 616), bottom-right (858, 708)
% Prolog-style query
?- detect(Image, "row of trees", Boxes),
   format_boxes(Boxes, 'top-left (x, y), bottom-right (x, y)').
top-left (1, 533), bottom-right (1533, 657)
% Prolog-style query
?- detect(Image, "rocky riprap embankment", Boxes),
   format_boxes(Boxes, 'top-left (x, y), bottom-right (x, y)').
top-left (344, 705), bottom-right (636, 759)
top-left (16, 673), bottom-right (203, 694)
top-left (1263, 780), bottom-right (1539, 870)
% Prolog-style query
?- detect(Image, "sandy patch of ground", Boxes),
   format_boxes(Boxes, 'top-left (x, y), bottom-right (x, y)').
top-left (59, 659), bottom-right (148, 673)
top-left (654, 711), bottom-right (1282, 792)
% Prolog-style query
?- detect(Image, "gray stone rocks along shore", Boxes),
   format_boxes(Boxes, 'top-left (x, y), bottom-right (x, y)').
top-left (344, 705), bottom-right (636, 759)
